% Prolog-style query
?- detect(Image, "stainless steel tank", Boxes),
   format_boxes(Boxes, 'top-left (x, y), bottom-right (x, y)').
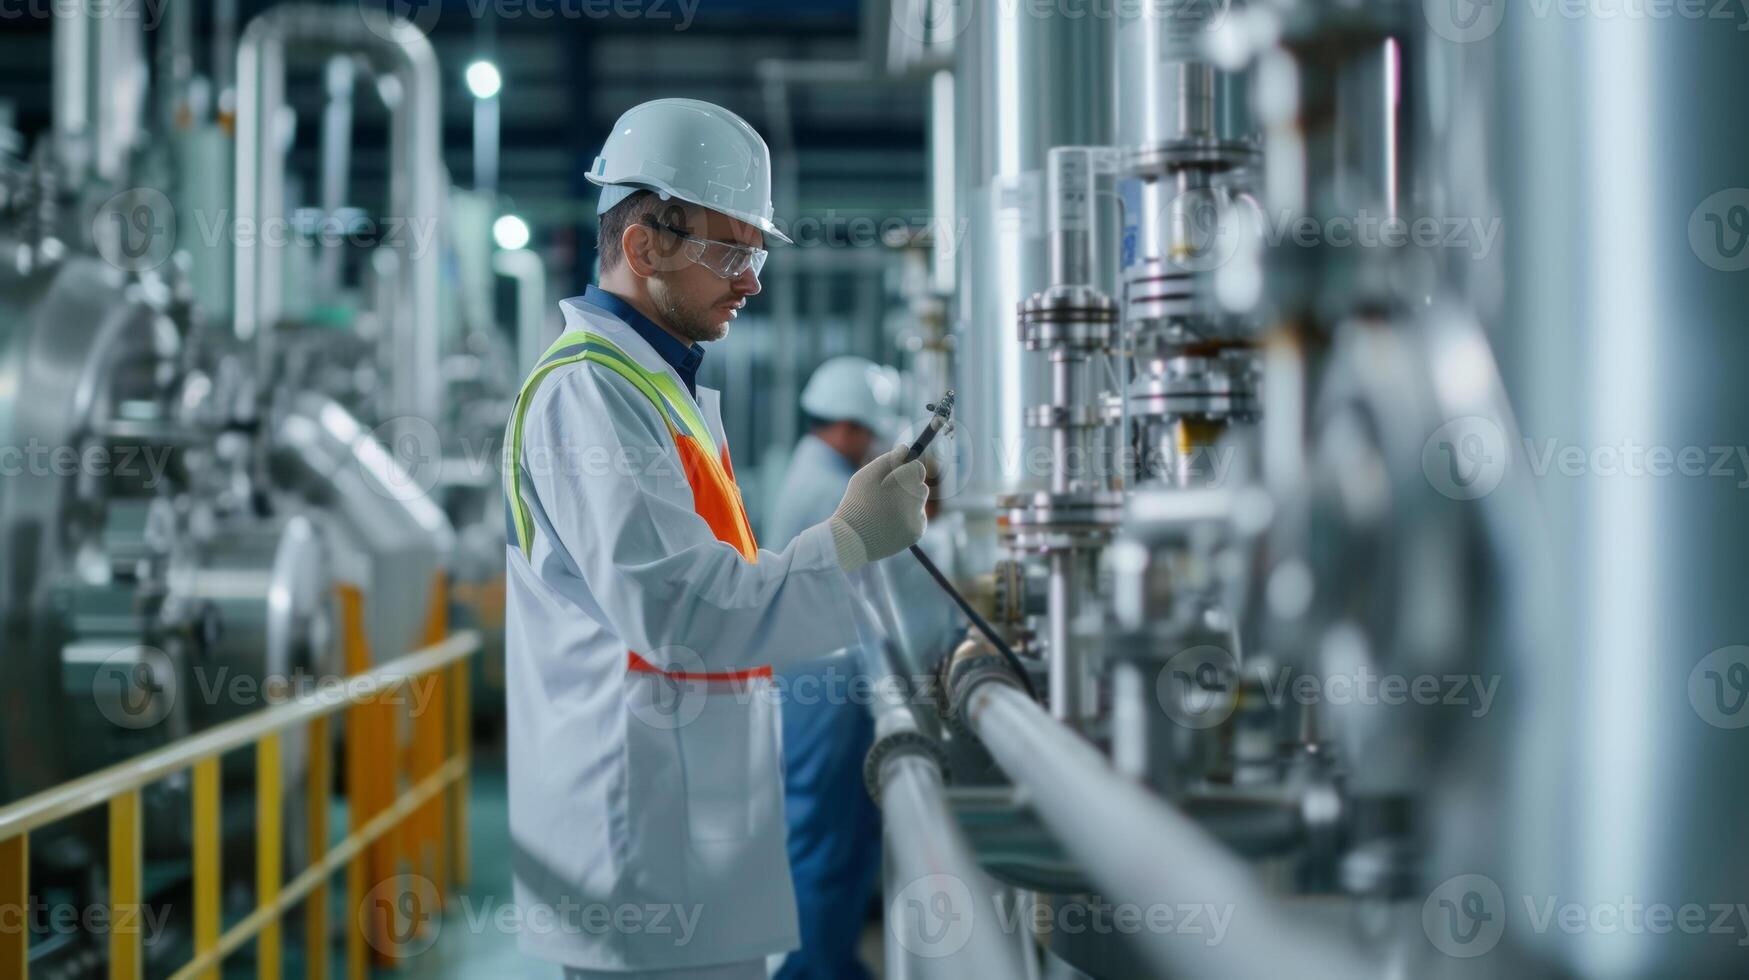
top-left (950, 0), bottom-right (1112, 556)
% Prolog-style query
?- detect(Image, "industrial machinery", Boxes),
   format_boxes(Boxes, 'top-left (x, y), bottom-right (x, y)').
top-left (865, 1), bottom-right (1749, 978)
top-left (0, 4), bottom-right (512, 974)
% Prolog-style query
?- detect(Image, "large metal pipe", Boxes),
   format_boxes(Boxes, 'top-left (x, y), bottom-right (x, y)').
top-left (495, 249), bottom-right (552, 376)
top-left (52, 0), bottom-right (146, 187)
top-left (962, 677), bottom-right (1374, 980)
top-left (1438, 9), bottom-right (1749, 978)
top-left (951, 0), bottom-right (1110, 545)
top-left (272, 392), bottom-right (452, 668)
top-left (235, 5), bottom-right (443, 424)
top-left (316, 55), bottom-right (358, 301)
top-left (865, 664), bottom-right (1031, 978)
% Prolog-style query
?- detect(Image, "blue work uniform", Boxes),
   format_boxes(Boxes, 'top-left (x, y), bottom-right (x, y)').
top-left (765, 433), bottom-right (880, 980)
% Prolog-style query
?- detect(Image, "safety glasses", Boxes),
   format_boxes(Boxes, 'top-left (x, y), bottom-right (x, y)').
top-left (642, 217), bottom-right (769, 280)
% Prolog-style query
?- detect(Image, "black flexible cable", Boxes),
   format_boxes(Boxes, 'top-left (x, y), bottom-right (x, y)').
top-left (908, 543), bottom-right (1040, 701)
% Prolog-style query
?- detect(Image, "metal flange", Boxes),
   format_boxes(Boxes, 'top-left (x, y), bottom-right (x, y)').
top-left (1128, 353), bottom-right (1261, 422)
top-left (1122, 139), bottom-right (1261, 180)
top-left (998, 490), bottom-right (1125, 552)
top-left (1018, 285), bottom-right (1118, 352)
top-left (1024, 404), bottom-right (1106, 430)
top-left (863, 725), bottom-right (952, 805)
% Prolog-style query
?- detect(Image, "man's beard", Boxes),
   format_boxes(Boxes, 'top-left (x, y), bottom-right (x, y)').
top-left (652, 280), bottom-right (729, 344)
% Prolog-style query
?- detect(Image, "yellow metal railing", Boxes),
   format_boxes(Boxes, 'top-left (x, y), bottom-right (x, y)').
top-left (0, 622), bottom-right (479, 980)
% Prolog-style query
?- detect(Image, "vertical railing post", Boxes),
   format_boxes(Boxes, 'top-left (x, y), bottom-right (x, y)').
top-left (257, 735), bottom-right (282, 980)
top-left (336, 582), bottom-right (390, 970)
top-left (1, 832), bottom-right (27, 979)
top-left (432, 661), bottom-right (451, 901)
top-left (448, 658), bottom-right (471, 888)
top-left (306, 715), bottom-right (332, 980)
top-left (193, 758), bottom-right (221, 980)
top-left (108, 790), bottom-right (142, 980)
top-left (367, 688), bottom-right (397, 965)
top-left (413, 573), bottom-right (449, 905)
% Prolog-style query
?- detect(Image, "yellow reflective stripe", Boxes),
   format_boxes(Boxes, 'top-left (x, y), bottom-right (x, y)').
top-left (506, 327), bottom-right (741, 559)
top-left (548, 337), bottom-right (742, 533)
top-left (642, 371), bottom-right (716, 459)
top-left (505, 349), bottom-right (680, 557)
top-left (542, 330), bottom-right (718, 458)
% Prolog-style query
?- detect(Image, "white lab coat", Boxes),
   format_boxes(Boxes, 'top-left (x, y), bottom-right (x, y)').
top-left (505, 300), bottom-right (867, 972)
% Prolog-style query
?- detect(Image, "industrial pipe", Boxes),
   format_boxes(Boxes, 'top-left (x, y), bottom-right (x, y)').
top-left (960, 673), bottom-right (1376, 980)
top-left (851, 567), bottom-right (1031, 978)
top-left (862, 656), bottom-right (1031, 979)
top-left (234, 4), bottom-right (443, 424)
top-left (494, 249), bottom-right (552, 376)
top-left (52, 0), bottom-right (146, 187)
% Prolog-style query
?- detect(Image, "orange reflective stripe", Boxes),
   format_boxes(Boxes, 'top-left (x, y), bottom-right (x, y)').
top-left (625, 651), bottom-right (773, 682)
top-left (676, 435), bottom-right (758, 562)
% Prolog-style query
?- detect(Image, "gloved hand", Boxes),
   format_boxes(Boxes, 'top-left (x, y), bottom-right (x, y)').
top-left (828, 446), bottom-right (928, 573)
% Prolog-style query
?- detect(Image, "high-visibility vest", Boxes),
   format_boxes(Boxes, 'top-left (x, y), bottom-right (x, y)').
top-left (503, 329), bottom-right (766, 680)
top-left (505, 329), bottom-right (758, 561)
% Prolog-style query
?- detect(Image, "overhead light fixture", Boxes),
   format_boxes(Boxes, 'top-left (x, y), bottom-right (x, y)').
top-left (493, 214), bottom-right (531, 251)
top-left (465, 60), bottom-right (502, 100)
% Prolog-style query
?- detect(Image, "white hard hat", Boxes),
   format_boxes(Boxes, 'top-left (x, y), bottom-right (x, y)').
top-left (801, 357), bottom-right (901, 433)
top-left (588, 98), bottom-right (792, 245)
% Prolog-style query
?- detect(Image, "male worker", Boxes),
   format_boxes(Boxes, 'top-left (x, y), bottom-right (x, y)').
top-left (502, 99), bottom-right (928, 980)
top-left (765, 357), bottom-right (899, 980)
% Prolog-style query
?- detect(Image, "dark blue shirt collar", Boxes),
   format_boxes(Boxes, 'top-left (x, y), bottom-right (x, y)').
top-left (574, 285), bottom-right (704, 397)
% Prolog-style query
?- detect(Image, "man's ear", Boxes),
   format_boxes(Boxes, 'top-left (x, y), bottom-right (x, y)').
top-left (622, 214), bottom-right (692, 278)
top-left (620, 221), bottom-right (657, 279)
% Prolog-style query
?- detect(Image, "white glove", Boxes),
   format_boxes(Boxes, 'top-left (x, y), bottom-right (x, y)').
top-left (827, 446), bottom-right (928, 573)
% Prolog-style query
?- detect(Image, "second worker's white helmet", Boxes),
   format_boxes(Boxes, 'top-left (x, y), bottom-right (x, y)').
top-left (801, 356), bottom-right (901, 435)
top-left (589, 98), bottom-right (792, 245)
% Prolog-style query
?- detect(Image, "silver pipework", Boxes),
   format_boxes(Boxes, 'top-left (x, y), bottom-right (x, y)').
top-left (234, 5), bottom-right (443, 425)
top-left (951, 0), bottom-right (1111, 537)
top-left (52, 0), bottom-right (146, 189)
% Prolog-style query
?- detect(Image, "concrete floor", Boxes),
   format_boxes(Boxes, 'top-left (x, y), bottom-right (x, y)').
top-left (387, 742), bottom-right (885, 978)
top-left (394, 746), bottom-right (542, 978)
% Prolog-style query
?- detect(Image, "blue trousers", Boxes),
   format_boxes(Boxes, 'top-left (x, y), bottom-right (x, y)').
top-left (775, 660), bottom-right (881, 980)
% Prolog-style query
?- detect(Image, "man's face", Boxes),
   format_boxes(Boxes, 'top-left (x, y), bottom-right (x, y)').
top-left (644, 203), bottom-right (764, 344)
top-left (844, 422), bottom-right (877, 466)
